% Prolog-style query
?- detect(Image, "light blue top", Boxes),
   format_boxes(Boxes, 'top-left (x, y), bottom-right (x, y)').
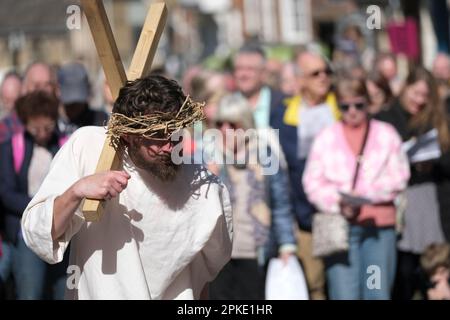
top-left (252, 86), bottom-right (272, 129)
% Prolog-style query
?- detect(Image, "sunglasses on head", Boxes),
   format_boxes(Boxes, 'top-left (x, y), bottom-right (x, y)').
top-left (306, 68), bottom-right (333, 78)
top-left (339, 102), bottom-right (366, 112)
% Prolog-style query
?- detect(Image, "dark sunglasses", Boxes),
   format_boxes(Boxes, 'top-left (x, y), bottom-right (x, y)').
top-left (135, 129), bottom-right (180, 144)
top-left (425, 278), bottom-right (450, 290)
top-left (339, 102), bottom-right (366, 112)
top-left (216, 121), bottom-right (239, 129)
top-left (307, 68), bottom-right (333, 78)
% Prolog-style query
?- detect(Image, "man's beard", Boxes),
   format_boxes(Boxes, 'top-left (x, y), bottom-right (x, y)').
top-left (128, 146), bottom-right (180, 182)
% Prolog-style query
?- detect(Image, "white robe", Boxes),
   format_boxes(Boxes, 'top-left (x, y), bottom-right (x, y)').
top-left (21, 126), bottom-right (233, 300)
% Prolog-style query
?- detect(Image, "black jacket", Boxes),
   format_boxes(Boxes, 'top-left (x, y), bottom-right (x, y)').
top-left (376, 100), bottom-right (450, 240)
top-left (375, 100), bottom-right (444, 186)
top-left (0, 131), bottom-right (61, 243)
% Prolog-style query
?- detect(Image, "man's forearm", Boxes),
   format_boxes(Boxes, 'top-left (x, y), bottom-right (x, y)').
top-left (52, 184), bottom-right (83, 241)
top-left (51, 171), bottom-right (130, 241)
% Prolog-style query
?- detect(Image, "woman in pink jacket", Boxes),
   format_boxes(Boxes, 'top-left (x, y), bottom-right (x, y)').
top-left (303, 77), bottom-right (410, 299)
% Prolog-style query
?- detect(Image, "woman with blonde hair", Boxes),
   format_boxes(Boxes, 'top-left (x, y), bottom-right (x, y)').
top-left (208, 94), bottom-right (297, 300)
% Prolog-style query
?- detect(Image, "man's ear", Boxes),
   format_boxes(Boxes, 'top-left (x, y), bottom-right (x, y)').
top-left (297, 76), bottom-right (304, 92)
top-left (122, 135), bottom-right (132, 144)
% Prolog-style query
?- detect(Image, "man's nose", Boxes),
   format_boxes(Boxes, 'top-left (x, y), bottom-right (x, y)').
top-left (160, 141), bottom-right (174, 153)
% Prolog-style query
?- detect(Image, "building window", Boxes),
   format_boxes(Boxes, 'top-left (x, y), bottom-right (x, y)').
top-left (243, 0), bottom-right (262, 37)
top-left (280, 0), bottom-right (312, 44)
top-left (261, 0), bottom-right (277, 43)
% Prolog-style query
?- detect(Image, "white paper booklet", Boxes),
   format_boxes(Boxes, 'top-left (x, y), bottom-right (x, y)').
top-left (339, 192), bottom-right (373, 206)
top-left (402, 129), bottom-right (441, 163)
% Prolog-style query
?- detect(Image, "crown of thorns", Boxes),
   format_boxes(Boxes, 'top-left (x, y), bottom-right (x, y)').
top-left (107, 95), bottom-right (205, 150)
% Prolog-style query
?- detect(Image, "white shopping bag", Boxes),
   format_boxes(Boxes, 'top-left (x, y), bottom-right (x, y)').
top-left (265, 256), bottom-right (309, 300)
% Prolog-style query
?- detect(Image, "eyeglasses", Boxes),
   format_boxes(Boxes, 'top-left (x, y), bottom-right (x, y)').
top-left (306, 68), bottom-right (333, 78)
top-left (135, 136), bottom-right (176, 149)
top-left (26, 123), bottom-right (56, 136)
top-left (216, 121), bottom-right (239, 130)
top-left (339, 102), bottom-right (366, 112)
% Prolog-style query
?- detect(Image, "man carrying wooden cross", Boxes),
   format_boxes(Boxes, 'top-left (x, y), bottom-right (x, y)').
top-left (20, 74), bottom-right (233, 299)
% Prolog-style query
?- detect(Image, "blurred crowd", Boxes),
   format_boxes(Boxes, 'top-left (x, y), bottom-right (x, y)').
top-left (0, 61), bottom-right (109, 300)
top-left (1, 37), bottom-right (450, 300)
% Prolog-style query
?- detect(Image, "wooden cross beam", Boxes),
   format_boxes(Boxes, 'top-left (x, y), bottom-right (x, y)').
top-left (80, 0), bottom-right (167, 222)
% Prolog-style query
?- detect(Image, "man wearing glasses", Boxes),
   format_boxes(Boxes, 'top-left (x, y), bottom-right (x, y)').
top-left (232, 44), bottom-right (286, 130)
top-left (271, 44), bottom-right (340, 300)
top-left (20, 75), bottom-right (233, 299)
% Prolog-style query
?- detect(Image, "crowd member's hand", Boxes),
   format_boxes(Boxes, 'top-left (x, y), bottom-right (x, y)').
top-left (279, 251), bottom-right (294, 265)
top-left (73, 171), bottom-right (130, 201)
top-left (340, 202), bottom-right (360, 220)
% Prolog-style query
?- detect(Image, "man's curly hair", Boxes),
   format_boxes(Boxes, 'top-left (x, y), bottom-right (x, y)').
top-left (112, 74), bottom-right (186, 117)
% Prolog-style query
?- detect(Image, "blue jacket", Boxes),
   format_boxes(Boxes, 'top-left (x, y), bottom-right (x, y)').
top-left (263, 162), bottom-right (297, 263)
top-left (0, 132), bottom-right (61, 244)
top-left (270, 94), bottom-right (340, 231)
top-left (219, 146), bottom-right (296, 265)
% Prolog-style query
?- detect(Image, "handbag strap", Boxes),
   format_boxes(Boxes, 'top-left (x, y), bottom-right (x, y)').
top-left (351, 119), bottom-right (371, 190)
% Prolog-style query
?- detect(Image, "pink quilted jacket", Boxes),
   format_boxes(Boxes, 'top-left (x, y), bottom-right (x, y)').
top-left (302, 120), bottom-right (410, 223)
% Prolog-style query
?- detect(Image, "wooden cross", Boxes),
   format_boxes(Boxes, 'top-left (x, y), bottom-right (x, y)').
top-left (80, 0), bottom-right (167, 222)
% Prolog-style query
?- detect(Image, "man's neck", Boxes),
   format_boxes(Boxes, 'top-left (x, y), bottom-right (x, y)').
top-left (243, 87), bottom-right (263, 109)
top-left (302, 91), bottom-right (327, 107)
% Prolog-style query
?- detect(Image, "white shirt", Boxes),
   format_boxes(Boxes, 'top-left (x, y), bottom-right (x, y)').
top-left (297, 102), bottom-right (335, 159)
top-left (21, 126), bottom-right (233, 300)
top-left (28, 144), bottom-right (53, 197)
